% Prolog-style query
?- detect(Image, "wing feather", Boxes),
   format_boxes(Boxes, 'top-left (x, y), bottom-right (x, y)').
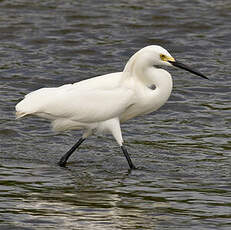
top-left (39, 88), bottom-right (134, 122)
top-left (16, 72), bottom-right (135, 123)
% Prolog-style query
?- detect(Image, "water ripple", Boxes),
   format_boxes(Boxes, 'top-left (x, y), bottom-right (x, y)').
top-left (0, 0), bottom-right (231, 229)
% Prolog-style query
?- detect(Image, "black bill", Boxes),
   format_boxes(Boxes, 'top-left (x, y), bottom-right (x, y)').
top-left (168, 60), bottom-right (209, 80)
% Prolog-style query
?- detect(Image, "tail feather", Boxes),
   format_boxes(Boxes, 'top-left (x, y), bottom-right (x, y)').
top-left (15, 111), bottom-right (28, 119)
top-left (15, 87), bottom-right (59, 120)
top-left (15, 97), bottom-right (34, 119)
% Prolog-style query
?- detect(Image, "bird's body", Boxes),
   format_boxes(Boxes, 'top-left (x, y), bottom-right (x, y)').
top-left (16, 46), bottom-right (173, 143)
top-left (16, 45), bottom-right (207, 169)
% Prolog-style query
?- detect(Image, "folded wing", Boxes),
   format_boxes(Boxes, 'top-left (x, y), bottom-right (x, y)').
top-left (16, 83), bottom-right (134, 123)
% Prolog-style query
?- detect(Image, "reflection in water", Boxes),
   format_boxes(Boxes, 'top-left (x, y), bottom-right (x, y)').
top-left (0, 0), bottom-right (231, 229)
top-left (1, 158), bottom-right (231, 229)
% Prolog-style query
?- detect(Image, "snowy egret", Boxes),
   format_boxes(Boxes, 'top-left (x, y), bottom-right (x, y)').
top-left (15, 45), bottom-right (208, 169)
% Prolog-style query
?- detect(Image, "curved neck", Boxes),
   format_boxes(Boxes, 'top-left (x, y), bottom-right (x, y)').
top-left (122, 51), bottom-right (150, 81)
top-left (122, 58), bottom-right (173, 107)
top-left (122, 54), bottom-right (172, 90)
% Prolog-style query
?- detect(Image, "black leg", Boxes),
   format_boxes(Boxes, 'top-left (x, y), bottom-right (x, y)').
top-left (58, 138), bottom-right (85, 167)
top-left (121, 145), bottom-right (136, 170)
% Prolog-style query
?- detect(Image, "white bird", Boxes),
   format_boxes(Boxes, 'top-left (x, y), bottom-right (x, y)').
top-left (15, 45), bottom-right (208, 169)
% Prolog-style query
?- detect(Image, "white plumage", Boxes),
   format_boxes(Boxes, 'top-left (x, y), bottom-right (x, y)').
top-left (15, 45), bottom-right (207, 169)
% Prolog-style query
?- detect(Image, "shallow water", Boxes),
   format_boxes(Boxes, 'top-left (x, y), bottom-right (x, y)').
top-left (0, 0), bottom-right (231, 229)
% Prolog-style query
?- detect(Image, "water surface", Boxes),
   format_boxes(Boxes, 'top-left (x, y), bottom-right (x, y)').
top-left (0, 0), bottom-right (231, 229)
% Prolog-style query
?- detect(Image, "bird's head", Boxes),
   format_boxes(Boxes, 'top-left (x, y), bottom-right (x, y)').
top-left (130, 45), bottom-right (208, 80)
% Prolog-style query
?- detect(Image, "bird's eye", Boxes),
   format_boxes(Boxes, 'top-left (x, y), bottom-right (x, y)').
top-left (160, 54), bottom-right (166, 61)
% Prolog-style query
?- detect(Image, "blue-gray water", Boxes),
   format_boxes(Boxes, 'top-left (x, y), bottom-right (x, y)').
top-left (0, 1), bottom-right (231, 229)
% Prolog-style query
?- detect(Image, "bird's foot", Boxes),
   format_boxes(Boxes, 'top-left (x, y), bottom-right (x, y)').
top-left (130, 165), bottom-right (137, 170)
top-left (58, 157), bottom-right (67, 167)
